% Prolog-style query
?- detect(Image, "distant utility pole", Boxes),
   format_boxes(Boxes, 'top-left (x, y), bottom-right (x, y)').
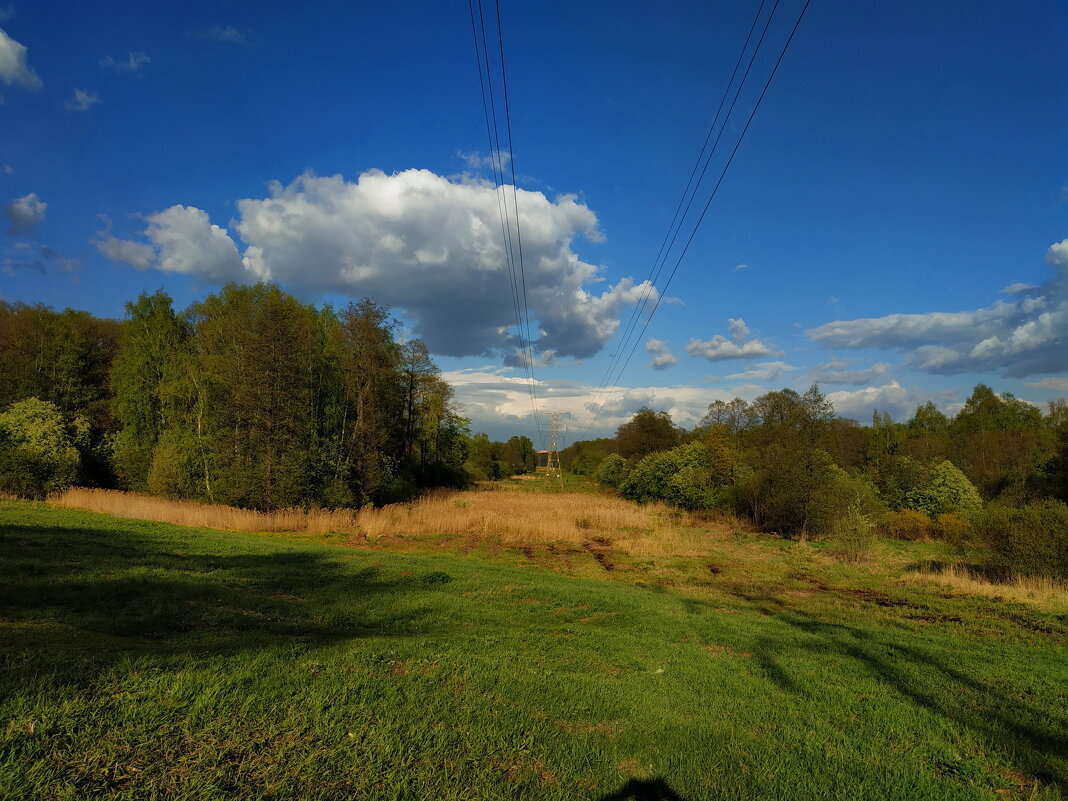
top-left (543, 410), bottom-right (569, 482)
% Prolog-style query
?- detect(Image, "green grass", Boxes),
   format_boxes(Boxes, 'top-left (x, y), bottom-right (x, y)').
top-left (1, 500), bottom-right (1066, 800)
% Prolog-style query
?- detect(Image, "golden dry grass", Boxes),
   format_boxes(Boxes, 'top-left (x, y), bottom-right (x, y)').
top-left (903, 562), bottom-right (1068, 610)
top-left (48, 485), bottom-right (735, 560)
top-left (49, 488), bottom-right (358, 534)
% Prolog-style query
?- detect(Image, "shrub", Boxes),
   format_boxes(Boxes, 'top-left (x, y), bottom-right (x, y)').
top-left (0, 398), bottom-right (81, 498)
top-left (933, 512), bottom-right (972, 545)
top-left (906, 460), bottom-right (982, 516)
top-left (828, 502), bottom-right (876, 563)
top-left (620, 442), bottom-right (727, 510)
top-left (970, 500), bottom-right (1068, 578)
top-left (880, 508), bottom-right (933, 541)
top-left (595, 453), bottom-right (629, 488)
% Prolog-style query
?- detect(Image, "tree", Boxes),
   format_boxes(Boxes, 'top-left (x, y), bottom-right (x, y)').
top-left (616, 407), bottom-right (678, 458)
top-left (110, 291), bottom-right (187, 490)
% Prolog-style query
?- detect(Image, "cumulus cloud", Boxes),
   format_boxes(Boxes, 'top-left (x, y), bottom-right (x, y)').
top-left (95, 168), bottom-right (655, 360)
top-left (807, 238), bottom-right (1068, 379)
top-left (100, 51), bottom-right (150, 73)
top-left (199, 25), bottom-right (249, 46)
top-left (0, 27), bottom-right (41, 90)
top-left (1025, 377), bottom-right (1068, 392)
top-left (68, 88), bottom-right (100, 111)
top-left (726, 361), bottom-right (796, 382)
top-left (825, 381), bottom-right (931, 421)
top-left (645, 338), bottom-right (677, 370)
top-left (443, 367), bottom-right (750, 439)
top-left (807, 359), bottom-right (890, 386)
top-left (3, 192), bottom-right (45, 234)
top-left (686, 317), bottom-right (780, 362)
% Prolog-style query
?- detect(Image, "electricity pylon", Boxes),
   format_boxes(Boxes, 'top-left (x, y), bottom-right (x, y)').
top-left (543, 410), bottom-right (569, 482)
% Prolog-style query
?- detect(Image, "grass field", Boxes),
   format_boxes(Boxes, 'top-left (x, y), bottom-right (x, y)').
top-left (2, 483), bottom-right (1067, 800)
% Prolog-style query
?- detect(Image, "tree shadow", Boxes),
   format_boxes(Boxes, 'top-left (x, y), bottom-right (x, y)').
top-left (725, 585), bottom-right (1068, 791)
top-left (0, 519), bottom-right (438, 683)
top-left (598, 777), bottom-right (690, 801)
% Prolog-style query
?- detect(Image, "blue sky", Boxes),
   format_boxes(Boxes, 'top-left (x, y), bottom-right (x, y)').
top-left (2, 0), bottom-right (1066, 444)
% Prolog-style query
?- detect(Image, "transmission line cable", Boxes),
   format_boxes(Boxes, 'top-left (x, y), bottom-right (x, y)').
top-left (577, 0), bottom-right (776, 432)
top-left (467, 0), bottom-right (544, 445)
top-left (580, 0), bottom-right (812, 437)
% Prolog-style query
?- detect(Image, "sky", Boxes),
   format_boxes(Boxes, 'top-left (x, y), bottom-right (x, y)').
top-left (2, 0), bottom-right (1067, 445)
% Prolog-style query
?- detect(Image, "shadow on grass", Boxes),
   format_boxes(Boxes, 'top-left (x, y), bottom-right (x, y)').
top-left (598, 778), bottom-right (688, 801)
top-left (0, 518), bottom-right (436, 677)
top-left (729, 586), bottom-right (1068, 791)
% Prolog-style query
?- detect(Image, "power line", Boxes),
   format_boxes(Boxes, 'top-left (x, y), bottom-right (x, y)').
top-left (578, 0), bottom-right (778, 433)
top-left (466, 0), bottom-right (544, 446)
top-left (580, 0), bottom-right (812, 437)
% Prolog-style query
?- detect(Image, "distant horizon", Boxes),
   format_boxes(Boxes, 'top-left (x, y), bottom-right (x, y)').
top-left (3, 0), bottom-right (1067, 445)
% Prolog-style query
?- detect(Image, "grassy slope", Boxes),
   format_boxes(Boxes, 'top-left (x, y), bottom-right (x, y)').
top-left (1, 499), bottom-right (1066, 801)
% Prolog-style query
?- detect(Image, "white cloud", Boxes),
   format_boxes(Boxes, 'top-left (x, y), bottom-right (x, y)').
top-left (199, 25), bottom-right (249, 46)
top-left (443, 367), bottom-right (755, 439)
top-left (726, 360), bottom-right (796, 382)
top-left (807, 237), bottom-right (1068, 379)
top-left (1002, 282), bottom-right (1037, 295)
top-left (458, 149), bottom-right (511, 171)
top-left (95, 168), bottom-right (655, 360)
top-left (807, 359), bottom-right (890, 386)
top-left (3, 191), bottom-right (45, 234)
top-left (0, 27), bottom-right (42, 91)
top-left (68, 88), bottom-right (100, 111)
top-left (100, 51), bottom-right (150, 73)
top-left (94, 232), bottom-right (154, 268)
top-left (734, 263), bottom-right (749, 271)
top-left (0, 7), bottom-right (13, 23)
top-left (1025, 377), bottom-right (1068, 392)
top-left (686, 317), bottom-right (780, 362)
top-left (2, 164), bottom-right (12, 175)
top-left (645, 338), bottom-right (678, 370)
top-left (825, 381), bottom-right (927, 421)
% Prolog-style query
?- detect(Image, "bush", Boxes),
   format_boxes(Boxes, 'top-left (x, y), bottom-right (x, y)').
top-left (620, 442), bottom-right (728, 510)
top-left (906, 460), bottom-right (982, 516)
top-left (933, 512), bottom-right (972, 545)
top-left (970, 500), bottom-right (1068, 578)
top-left (828, 502), bottom-right (876, 563)
top-left (0, 398), bottom-right (81, 498)
top-left (880, 508), bottom-right (933, 541)
top-left (595, 454), bottom-right (629, 488)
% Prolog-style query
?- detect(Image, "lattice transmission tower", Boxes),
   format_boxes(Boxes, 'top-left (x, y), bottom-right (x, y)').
top-left (542, 410), bottom-right (569, 482)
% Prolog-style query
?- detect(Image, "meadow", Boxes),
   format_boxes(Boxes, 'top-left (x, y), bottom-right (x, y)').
top-left (3, 478), bottom-right (1067, 800)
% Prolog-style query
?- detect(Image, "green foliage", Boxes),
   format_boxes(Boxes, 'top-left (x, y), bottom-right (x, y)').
top-left (620, 441), bottom-right (729, 510)
top-left (970, 500), bottom-right (1068, 578)
top-left (615, 406), bottom-right (678, 458)
top-left (0, 398), bottom-right (81, 497)
top-left (907, 460), bottom-right (982, 517)
top-left (594, 453), bottom-right (629, 488)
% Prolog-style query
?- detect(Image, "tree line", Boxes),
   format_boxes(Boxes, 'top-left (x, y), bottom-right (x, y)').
top-left (565, 385), bottom-right (1068, 578)
top-left (0, 286), bottom-right (470, 509)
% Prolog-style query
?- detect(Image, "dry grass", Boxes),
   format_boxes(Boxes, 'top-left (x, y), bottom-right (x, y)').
top-left (48, 485), bottom-right (734, 560)
top-left (903, 562), bottom-right (1068, 610)
top-left (49, 488), bottom-right (358, 534)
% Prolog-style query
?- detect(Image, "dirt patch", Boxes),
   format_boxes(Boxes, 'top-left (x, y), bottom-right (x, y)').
top-left (839, 587), bottom-right (921, 609)
top-left (582, 539), bottom-right (616, 571)
top-left (616, 758), bottom-right (651, 779)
